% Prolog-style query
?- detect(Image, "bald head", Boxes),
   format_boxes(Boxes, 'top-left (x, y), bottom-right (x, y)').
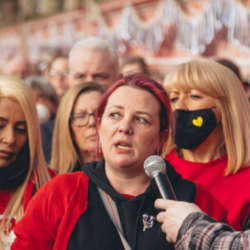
top-left (4, 56), bottom-right (32, 79)
top-left (68, 37), bottom-right (119, 87)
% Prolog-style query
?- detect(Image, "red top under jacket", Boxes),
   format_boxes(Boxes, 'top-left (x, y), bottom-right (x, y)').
top-left (167, 150), bottom-right (250, 230)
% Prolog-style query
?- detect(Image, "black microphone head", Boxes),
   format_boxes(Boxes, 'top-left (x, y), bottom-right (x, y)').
top-left (144, 155), bottom-right (166, 178)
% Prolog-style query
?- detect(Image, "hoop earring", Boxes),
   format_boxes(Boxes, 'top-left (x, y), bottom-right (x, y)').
top-left (98, 141), bottom-right (102, 155)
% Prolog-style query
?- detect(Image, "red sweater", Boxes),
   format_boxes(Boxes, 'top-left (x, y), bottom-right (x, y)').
top-left (11, 172), bottom-right (227, 250)
top-left (0, 169), bottom-right (56, 249)
top-left (0, 183), bottom-right (34, 249)
top-left (167, 150), bottom-right (250, 230)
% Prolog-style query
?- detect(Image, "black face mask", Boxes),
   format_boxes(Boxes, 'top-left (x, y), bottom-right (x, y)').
top-left (171, 107), bottom-right (220, 150)
top-left (0, 144), bottom-right (30, 190)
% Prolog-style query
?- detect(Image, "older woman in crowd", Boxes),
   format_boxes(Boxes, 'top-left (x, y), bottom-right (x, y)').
top-left (163, 59), bottom-right (250, 230)
top-left (0, 76), bottom-right (54, 250)
top-left (50, 82), bottom-right (104, 174)
top-left (12, 74), bottom-right (227, 250)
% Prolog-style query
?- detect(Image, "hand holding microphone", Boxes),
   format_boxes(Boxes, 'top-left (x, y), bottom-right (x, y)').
top-left (144, 156), bottom-right (202, 243)
top-left (144, 155), bottom-right (178, 242)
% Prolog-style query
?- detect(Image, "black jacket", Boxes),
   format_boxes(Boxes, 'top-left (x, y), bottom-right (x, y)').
top-left (67, 159), bottom-right (196, 250)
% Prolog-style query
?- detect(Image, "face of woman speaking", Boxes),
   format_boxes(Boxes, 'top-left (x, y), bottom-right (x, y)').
top-left (99, 86), bottom-right (162, 172)
top-left (0, 98), bottom-right (28, 168)
top-left (70, 91), bottom-right (103, 155)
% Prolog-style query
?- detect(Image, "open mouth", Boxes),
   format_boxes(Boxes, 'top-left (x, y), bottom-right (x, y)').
top-left (116, 143), bottom-right (132, 150)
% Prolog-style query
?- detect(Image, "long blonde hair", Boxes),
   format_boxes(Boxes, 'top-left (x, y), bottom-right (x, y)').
top-left (163, 59), bottom-right (250, 175)
top-left (50, 82), bottom-right (104, 174)
top-left (0, 76), bottom-right (51, 247)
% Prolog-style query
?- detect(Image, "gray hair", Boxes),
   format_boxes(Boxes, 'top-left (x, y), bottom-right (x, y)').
top-left (25, 75), bottom-right (58, 104)
top-left (69, 37), bottom-right (119, 74)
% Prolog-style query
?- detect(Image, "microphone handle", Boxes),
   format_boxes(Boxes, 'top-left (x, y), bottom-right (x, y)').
top-left (152, 173), bottom-right (177, 200)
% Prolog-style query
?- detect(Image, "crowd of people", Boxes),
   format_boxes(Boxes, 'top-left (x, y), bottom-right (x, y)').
top-left (0, 36), bottom-right (250, 250)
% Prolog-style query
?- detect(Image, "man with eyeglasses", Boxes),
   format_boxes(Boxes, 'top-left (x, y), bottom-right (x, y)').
top-left (48, 56), bottom-right (69, 99)
top-left (41, 37), bottom-right (119, 163)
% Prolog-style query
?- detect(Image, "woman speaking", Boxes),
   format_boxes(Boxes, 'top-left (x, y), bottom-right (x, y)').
top-left (163, 59), bottom-right (250, 230)
top-left (12, 74), bottom-right (226, 250)
top-left (0, 76), bottom-right (53, 250)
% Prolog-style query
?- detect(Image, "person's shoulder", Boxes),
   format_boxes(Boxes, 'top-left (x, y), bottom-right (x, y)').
top-left (165, 159), bottom-right (196, 202)
top-left (165, 159), bottom-right (192, 186)
top-left (237, 165), bottom-right (250, 174)
top-left (42, 172), bottom-right (89, 197)
top-left (48, 171), bottom-right (88, 186)
top-left (234, 166), bottom-right (250, 188)
top-left (173, 177), bottom-right (197, 202)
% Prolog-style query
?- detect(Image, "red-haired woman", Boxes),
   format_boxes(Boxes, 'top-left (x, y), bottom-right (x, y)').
top-left (12, 74), bottom-right (227, 250)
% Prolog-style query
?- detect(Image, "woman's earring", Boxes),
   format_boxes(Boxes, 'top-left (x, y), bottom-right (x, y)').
top-left (98, 141), bottom-right (102, 155)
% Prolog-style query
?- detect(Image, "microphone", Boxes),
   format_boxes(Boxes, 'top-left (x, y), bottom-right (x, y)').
top-left (144, 155), bottom-right (176, 200)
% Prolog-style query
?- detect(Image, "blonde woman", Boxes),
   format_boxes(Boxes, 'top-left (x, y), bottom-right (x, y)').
top-left (50, 82), bottom-right (104, 174)
top-left (0, 76), bottom-right (53, 250)
top-left (163, 59), bottom-right (250, 230)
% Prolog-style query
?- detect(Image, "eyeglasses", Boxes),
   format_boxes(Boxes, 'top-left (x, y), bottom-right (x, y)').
top-left (70, 112), bottom-right (96, 127)
top-left (49, 70), bottom-right (68, 78)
